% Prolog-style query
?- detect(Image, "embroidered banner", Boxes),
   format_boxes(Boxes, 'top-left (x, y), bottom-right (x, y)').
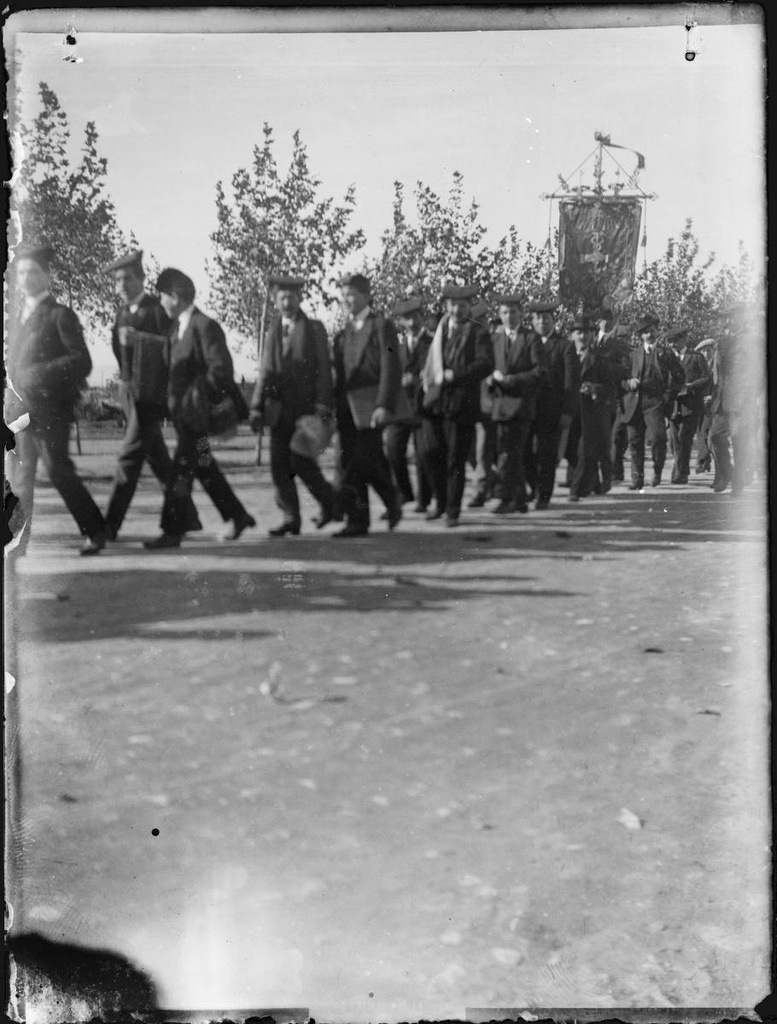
top-left (558, 199), bottom-right (642, 312)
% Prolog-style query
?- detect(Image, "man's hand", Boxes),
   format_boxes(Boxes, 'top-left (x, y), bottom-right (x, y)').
top-left (248, 410), bottom-right (264, 434)
top-left (401, 372), bottom-right (414, 388)
top-left (491, 370), bottom-right (504, 384)
top-left (626, 376), bottom-right (640, 391)
top-left (371, 406), bottom-right (390, 429)
top-left (443, 369), bottom-right (454, 383)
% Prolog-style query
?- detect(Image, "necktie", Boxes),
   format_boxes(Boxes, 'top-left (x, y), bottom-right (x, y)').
top-left (282, 320), bottom-right (292, 356)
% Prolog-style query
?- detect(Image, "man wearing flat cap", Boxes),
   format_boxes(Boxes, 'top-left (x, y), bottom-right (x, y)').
top-left (102, 250), bottom-right (200, 539)
top-left (144, 268), bottom-right (255, 548)
top-left (482, 294), bottom-right (543, 513)
top-left (523, 299), bottom-right (576, 510)
top-left (5, 245), bottom-right (108, 555)
top-left (420, 283), bottom-right (493, 526)
top-left (387, 296), bottom-right (434, 513)
top-left (621, 313), bottom-right (685, 489)
top-left (665, 326), bottom-right (711, 485)
top-left (331, 273), bottom-right (403, 537)
top-left (249, 275), bottom-right (339, 535)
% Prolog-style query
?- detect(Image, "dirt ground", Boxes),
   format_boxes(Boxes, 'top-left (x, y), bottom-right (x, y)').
top-left (5, 425), bottom-right (770, 1022)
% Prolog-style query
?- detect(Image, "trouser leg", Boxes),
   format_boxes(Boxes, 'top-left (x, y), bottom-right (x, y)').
top-left (383, 423), bottom-right (414, 504)
top-left (413, 423), bottom-right (433, 508)
top-left (422, 417), bottom-right (447, 512)
top-left (444, 418), bottom-right (475, 518)
top-left (162, 427), bottom-right (245, 534)
top-left (626, 419), bottom-right (646, 486)
top-left (708, 412), bottom-right (732, 485)
top-left (496, 419), bottom-right (530, 505)
top-left (535, 416), bottom-right (561, 502)
top-left (36, 416), bottom-right (105, 538)
top-left (269, 427), bottom-right (301, 525)
top-left (644, 406), bottom-right (667, 479)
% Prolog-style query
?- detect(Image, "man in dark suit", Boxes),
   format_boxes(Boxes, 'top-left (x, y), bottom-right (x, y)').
top-left (420, 283), bottom-right (493, 527)
top-left (484, 294), bottom-right (543, 514)
top-left (665, 326), bottom-right (712, 484)
top-left (621, 314), bottom-right (685, 490)
top-left (5, 245), bottom-right (108, 555)
top-left (524, 299), bottom-right (576, 510)
top-left (331, 273), bottom-right (403, 538)
top-left (102, 251), bottom-right (200, 539)
top-left (144, 268), bottom-right (255, 548)
top-left (385, 297), bottom-right (434, 513)
top-left (565, 317), bottom-right (617, 501)
top-left (249, 274), bottom-right (339, 536)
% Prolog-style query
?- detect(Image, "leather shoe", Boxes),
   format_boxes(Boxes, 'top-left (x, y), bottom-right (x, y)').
top-left (314, 498), bottom-right (341, 530)
top-left (222, 514), bottom-right (257, 541)
top-left (413, 503), bottom-right (428, 514)
top-left (627, 481), bottom-right (644, 491)
top-left (650, 474), bottom-right (662, 487)
top-left (386, 504), bottom-right (403, 531)
top-left (144, 533), bottom-right (182, 550)
top-left (712, 479), bottom-right (730, 493)
top-left (425, 505), bottom-right (445, 521)
top-left (333, 524), bottom-right (369, 538)
top-left (445, 515), bottom-right (460, 528)
top-left (492, 501), bottom-right (515, 514)
top-left (268, 521), bottom-right (301, 537)
top-left (467, 493), bottom-right (487, 509)
top-left (568, 494), bottom-right (580, 503)
top-left (534, 498), bottom-right (550, 510)
top-left (81, 531), bottom-right (108, 556)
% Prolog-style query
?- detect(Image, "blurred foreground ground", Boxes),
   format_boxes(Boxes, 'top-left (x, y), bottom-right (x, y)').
top-left (5, 426), bottom-right (770, 1021)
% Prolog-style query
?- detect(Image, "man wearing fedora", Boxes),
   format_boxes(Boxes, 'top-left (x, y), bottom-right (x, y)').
top-left (484, 293), bottom-right (543, 514)
top-left (420, 283), bottom-right (493, 527)
top-left (621, 313), bottom-right (685, 490)
top-left (331, 273), bottom-right (403, 537)
top-left (144, 268), bottom-right (255, 548)
top-left (102, 250), bottom-right (201, 539)
top-left (249, 274), bottom-right (339, 536)
top-left (665, 325), bottom-right (711, 485)
top-left (387, 296), bottom-right (434, 513)
top-left (565, 315), bottom-right (617, 501)
top-left (524, 299), bottom-right (576, 510)
top-left (5, 245), bottom-right (108, 555)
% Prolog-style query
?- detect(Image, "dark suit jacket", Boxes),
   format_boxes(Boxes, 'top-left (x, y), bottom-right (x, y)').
top-left (400, 326), bottom-right (434, 418)
top-left (531, 330), bottom-right (577, 423)
top-left (426, 316), bottom-right (493, 423)
top-left (569, 345), bottom-right (617, 451)
top-left (622, 344), bottom-right (685, 424)
top-left (167, 307), bottom-right (237, 423)
top-left (6, 295), bottom-right (91, 420)
top-left (112, 294), bottom-right (172, 379)
top-left (671, 348), bottom-right (711, 420)
top-left (250, 312), bottom-right (333, 429)
top-left (333, 311), bottom-right (402, 416)
top-left (486, 326), bottom-right (543, 422)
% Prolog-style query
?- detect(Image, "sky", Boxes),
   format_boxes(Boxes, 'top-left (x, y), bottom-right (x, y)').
top-left (8, 10), bottom-right (766, 382)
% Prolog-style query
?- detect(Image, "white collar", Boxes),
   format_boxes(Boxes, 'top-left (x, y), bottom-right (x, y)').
top-left (177, 303), bottom-right (196, 337)
top-left (352, 305), bottom-right (371, 329)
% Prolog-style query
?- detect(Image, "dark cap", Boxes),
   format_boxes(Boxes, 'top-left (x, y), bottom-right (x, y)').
top-left (665, 326), bottom-right (689, 342)
top-left (441, 283), bottom-right (478, 300)
top-left (16, 244), bottom-right (56, 272)
top-left (156, 267), bottom-right (195, 298)
top-left (268, 274), bottom-right (305, 291)
top-left (527, 299), bottom-right (559, 313)
top-left (339, 272), bottom-right (371, 294)
top-left (634, 313), bottom-right (660, 333)
top-left (494, 293), bottom-right (523, 307)
top-left (470, 300), bottom-right (490, 320)
top-left (103, 250), bottom-right (144, 275)
top-left (569, 316), bottom-right (593, 332)
top-left (393, 297), bottom-right (423, 317)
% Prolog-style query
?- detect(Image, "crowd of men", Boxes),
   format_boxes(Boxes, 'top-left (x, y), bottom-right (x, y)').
top-left (4, 245), bottom-right (762, 557)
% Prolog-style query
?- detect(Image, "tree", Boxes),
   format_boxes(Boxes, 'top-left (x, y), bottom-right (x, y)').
top-left (366, 175), bottom-right (560, 317)
top-left (631, 219), bottom-right (760, 346)
top-left (13, 83), bottom-right (131, 332)
top-left (207, 124), bottom-right (365, 352)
